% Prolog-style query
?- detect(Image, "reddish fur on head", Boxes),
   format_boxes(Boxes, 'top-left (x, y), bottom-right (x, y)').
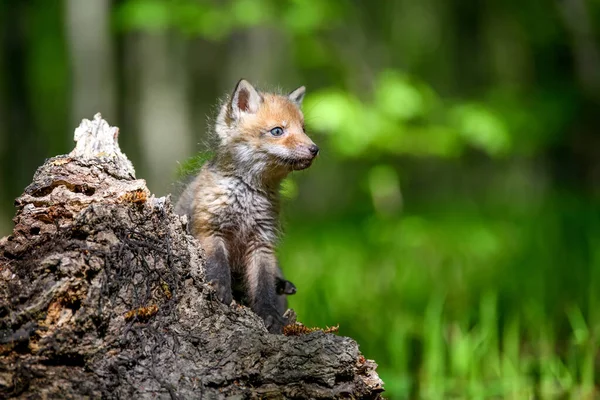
top-left (216, 80), bottom-right (318, 178)
top-left (239, 94), bottom-right (304, 141)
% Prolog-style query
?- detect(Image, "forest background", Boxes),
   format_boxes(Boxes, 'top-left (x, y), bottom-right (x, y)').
top-left (1, 1), bottom-right (599, 398)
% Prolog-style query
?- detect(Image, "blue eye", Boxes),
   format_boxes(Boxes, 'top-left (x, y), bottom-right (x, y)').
top-left (270, 127), bottom-right (284, 136)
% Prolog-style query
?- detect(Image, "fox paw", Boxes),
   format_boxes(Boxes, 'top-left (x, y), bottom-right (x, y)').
top-left (257, 306), bottom-right (289, 334)
top-left (264, 314), bottom-right (285, 334)
top-left (275, 278), bottom-right (297, 295)
top-left (210, 280), bottom-right (233, 305)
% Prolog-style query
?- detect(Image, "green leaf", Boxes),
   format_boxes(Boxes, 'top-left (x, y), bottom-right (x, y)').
top-left (115, 0), bottom-right (172, 32)
top-left (376, 71), bottom-right (426, 121)
top-left (451, 104), bottom-right (511, 156)
top-left (231, 0), bottom-right (272, 27)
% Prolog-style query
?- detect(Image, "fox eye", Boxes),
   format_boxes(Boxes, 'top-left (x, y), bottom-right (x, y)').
top-left (270, 127), bottom-right (284, 136)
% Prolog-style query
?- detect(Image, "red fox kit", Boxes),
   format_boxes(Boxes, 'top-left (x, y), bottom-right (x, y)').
top-left (175, 79), bottom-right (318, 333)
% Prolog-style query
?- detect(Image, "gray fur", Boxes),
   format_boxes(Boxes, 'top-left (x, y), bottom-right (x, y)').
top-left (173, 176), bottom-right (199, 226)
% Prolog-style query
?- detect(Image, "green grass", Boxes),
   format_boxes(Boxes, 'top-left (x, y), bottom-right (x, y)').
top-left (279, 197), bottom-right (600, 399)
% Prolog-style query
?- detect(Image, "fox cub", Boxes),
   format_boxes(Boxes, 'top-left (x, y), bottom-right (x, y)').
top-left (175, 79), bottom-right (318, 333)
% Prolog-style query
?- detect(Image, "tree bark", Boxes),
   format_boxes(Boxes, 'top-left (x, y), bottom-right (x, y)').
top-left (0, 114), bottom-right (383, 399)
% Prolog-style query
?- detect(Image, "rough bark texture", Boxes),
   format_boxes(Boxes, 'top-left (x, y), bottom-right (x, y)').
top-left (0, 114), bottom-right (384, 399)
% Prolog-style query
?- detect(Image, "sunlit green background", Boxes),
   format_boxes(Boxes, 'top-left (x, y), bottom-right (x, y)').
top-left (1, 0), bottom-right (600, 398)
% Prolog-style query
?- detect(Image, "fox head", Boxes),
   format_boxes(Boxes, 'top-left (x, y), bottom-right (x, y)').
top-left (215, 80), bottom-right (319, 180)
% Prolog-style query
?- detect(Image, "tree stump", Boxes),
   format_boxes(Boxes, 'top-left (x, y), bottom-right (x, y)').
top-left (0, 114), bottom-right (384, 399)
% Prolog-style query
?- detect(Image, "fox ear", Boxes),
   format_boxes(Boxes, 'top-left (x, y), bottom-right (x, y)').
top-left (231, 79), bottom-right (262, 117)
top-left (288, 86), bottom-right (306, 106)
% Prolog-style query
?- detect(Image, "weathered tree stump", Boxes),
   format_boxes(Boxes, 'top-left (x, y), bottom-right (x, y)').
top-left (0, 114), bottom-right (383, 399)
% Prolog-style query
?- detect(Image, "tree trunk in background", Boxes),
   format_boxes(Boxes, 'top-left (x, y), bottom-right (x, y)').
top-left (0, 1), bottom-right (39, 237)
top-left (225, 27), bottom-right (289, 90)
top-left (134, 33), bottom-right (192, 195)
top-left (113, 31), bottom-right (143, 174)
top-left (65, 0), bottom-right (115, 125)
top-left (557, 0), bottom-right (600, 97)
top-left (554, 0), bottom-right (600, 192)
top-left (186, 38), bottom-right (225, 146)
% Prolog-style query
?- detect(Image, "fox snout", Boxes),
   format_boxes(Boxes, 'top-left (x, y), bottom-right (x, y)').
top-left (290, 142), bottom-right (319, 170)
top-left (297, 143), bottom-right (319, 159)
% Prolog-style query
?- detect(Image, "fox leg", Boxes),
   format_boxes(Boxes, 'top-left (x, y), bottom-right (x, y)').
top-left (203, 235), bottom-right (232, 305)
top-left (275, 264), bottom-right (296, 315)
top-left (245, 247), bottom-right (286, 333)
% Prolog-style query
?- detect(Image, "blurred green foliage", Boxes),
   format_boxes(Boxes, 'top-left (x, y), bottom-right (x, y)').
top-left (176, 150), bottom-right (214, 177)
top-left (2, 0), bottom-right (600, 397)
top-left (115, 0), bottom-right (346, 38)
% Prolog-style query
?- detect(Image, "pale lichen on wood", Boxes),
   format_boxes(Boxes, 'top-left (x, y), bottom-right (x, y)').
top-left (69, 112), bottom-right (135, 179)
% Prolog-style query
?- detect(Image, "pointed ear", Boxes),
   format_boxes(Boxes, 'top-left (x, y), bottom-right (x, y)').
top-left (231, 79), bottom-right (262, 118)
top-left (288, 86), bottom-right (306, 106)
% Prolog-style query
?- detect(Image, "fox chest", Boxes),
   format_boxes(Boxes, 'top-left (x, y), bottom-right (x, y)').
top-left (198, 185), bottom-right (279, 246)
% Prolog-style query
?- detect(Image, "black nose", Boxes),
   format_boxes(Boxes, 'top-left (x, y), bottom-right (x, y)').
top-left (308, 144), bottom-right (319, 156)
